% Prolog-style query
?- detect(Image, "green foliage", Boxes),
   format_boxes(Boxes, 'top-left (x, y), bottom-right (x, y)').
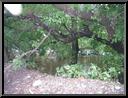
top-left (4, 4), bottom-right (124, 55)
top-left (46, 41), bottom-right (72, 60)
top-left (12, 58), bottom-right (26, 70)
top-left (26, 61), bottom-right (37, 69)
top-left (56, 64), bottom-right (85, 78)
top-left (87, 63), bottom-right (102, 79)
top-left (85, 63), bottom-right (121, 81)
top-left (78, 37), bottom-right (93, 48)
top-left (4, 4), bottom-right (124, 82)
top-left (56, 63), bottom-right (122, 81)
top-left (101, 52), bottom-right (123, 72)
top-left (108, 67), bottom-right (118, 79)
top-left (85, 63), bottom-right (110, 80)
top-left (99, 72), bottom-right (110, 80)
top-left (56, 43), bottom-right (72, 60)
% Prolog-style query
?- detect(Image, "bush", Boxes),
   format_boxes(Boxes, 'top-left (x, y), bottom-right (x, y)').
top-left (26, 61), bottom-right (37, 69)
top-left (87, 63), bottom-right (102, 79)
top-left (12, 58), bottom-right (26, 70)
top-left (86, 63), bottom-right (120, 81)
top-left (108, 67), bottom-right (119, 80)
top-left (56, 64), bottom-right (86, 78)
top-left (56, 63), bottom-right (121, 82)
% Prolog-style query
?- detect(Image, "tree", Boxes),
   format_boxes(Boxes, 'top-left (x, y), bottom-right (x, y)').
top-left (4, 4), bottom-right (124, 65)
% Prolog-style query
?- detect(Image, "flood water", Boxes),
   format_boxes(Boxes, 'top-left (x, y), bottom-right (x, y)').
top-left (39, 55), bottom-right (102, 75)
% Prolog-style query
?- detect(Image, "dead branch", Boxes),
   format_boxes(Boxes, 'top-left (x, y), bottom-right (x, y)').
top-left (18, 31), bottom-right (51, 59)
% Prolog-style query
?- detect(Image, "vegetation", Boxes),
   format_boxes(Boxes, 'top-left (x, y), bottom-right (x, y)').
top-left (56, 63), bottom-right (122, 81)
top-left (4, 4), bottom-right (124, 83)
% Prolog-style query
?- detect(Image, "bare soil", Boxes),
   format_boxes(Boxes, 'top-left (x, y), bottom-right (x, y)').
top-left (4, 63), bottom-right (125, 95)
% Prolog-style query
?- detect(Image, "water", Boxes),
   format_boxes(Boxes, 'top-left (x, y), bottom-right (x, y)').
top-left (38, 55), bottom-right (102, 75)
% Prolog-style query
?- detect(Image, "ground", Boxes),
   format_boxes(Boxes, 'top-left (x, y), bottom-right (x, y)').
top-left (4, 63), bottom-right (125, 95)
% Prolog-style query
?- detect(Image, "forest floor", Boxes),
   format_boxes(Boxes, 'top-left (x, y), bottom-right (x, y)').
top-left (4, 63), bottom-right (125, 95)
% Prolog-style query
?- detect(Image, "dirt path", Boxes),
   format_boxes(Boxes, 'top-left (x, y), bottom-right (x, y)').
top-left (4, 64), bottom-right (125, 94)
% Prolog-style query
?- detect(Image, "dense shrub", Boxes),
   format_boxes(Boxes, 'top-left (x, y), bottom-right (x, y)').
top-left (56, 63), bottom-right (122, 81)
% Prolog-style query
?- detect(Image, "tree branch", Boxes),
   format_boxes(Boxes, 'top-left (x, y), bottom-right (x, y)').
top-left (19, 32), bottom-right (50, 59)
top-left (18, 13), bottom-right (123, 54)
top-left (54, 4), bottom-right (93, 20)
top-left (53, 4), bottom-right (115, 39)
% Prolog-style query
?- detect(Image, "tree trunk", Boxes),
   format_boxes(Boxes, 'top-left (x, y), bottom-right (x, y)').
top-left (70, 16), bottom-right (79, 64)
top-left (70, 38), bottom-right (78, 64)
